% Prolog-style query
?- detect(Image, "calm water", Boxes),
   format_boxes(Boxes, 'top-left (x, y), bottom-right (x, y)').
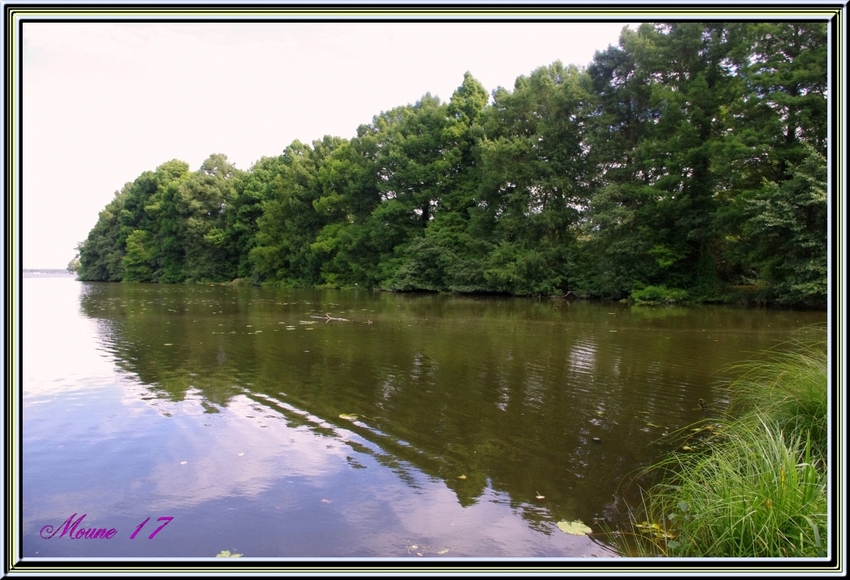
top-left (22, 272), bottom-right (825, 558)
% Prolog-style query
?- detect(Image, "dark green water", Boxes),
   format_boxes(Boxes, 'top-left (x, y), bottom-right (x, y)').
top-left (22, 273), bottom-right (825, 558)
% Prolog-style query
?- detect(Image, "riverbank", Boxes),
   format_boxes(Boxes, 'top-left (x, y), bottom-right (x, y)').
top-left (619, 336), bottom-right (828, 557)
top-left (148, 276), bottom-right (826, 311)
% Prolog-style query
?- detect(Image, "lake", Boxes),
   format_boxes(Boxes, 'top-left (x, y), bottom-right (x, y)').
top-left (21, 271), bottom-right (826, 558)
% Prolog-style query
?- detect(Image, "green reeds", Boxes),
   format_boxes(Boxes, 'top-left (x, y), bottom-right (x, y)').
top-left (621, 334), bottom-right (828, 558)
top-left (725, 337), bottom-right (828, 465)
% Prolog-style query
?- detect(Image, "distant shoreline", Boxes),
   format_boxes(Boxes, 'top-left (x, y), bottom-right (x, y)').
top-left (23, 269), bottom-right (76, 277)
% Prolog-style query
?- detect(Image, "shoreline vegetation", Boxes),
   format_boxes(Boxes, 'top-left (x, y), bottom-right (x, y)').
top-left (73, 23), bottom-right (827, 311)
top-left (615, 335), bottom-right (828, 558)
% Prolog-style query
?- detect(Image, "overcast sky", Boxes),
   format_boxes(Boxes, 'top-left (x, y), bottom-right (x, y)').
top-left (22, 21), bottom-right (634, 269)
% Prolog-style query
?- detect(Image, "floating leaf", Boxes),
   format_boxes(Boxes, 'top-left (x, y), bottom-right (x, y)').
top-left (339, 413), bottom-right (359, 421)
top-left (636, 521), bottom-right (675, 540)
top-left (457, 474), bottom-right (467, 480)
top-left (556, 520), bottom-right (592, 535)
top-left (215, 550), bottom-right (242, 557)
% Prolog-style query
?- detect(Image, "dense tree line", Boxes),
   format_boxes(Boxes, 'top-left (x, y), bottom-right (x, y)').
top-left (76, 23), bottom-right (828, 307)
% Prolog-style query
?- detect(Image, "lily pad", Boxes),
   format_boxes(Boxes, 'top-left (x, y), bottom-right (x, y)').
top-left (556, 519), bottom-right (593, 536)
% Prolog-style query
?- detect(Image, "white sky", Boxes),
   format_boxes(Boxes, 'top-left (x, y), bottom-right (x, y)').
top-left (22, 21), bottom-right (634, 269)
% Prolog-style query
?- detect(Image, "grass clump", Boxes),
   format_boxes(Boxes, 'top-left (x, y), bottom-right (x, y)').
top-left (629, 285), bottom-right (689, 305)
top-left (622, 335), bottom-right (828, 558)
top-left (725, 339), bottom-right (828, 464)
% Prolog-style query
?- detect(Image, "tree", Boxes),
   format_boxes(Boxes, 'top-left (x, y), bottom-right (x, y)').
top-left (168, 154), bottom-right (241, 282)
top-left (75, 29), bottom-right (827, 306)
top-left (122, 229), bottom-right (155, 282)
top-left (714, 22), bottom-right (828, 290)
top-left (250, 137), bottom-right (345, 286)
top-left (66, 256), bottom-right (81, 273)
top-left (310, 136), bottom-right (383, 287)
top-left (119, 159), bottom-right (191, 282)
top-left (76, 187), bottom-right (129, 281)
top-left (741, 145), bottom-right (827, 305)
top-left (476, 62), bottom-right (594, 294)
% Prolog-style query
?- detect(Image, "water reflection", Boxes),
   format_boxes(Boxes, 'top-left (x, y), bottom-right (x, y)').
top-left (73, 282), bottom-right (825, 548)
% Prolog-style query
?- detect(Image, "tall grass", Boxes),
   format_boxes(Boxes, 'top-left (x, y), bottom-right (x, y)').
top-left (621, 334), bottom-right (828, 558)
top-left (726, 338), bottom-right (828, 465)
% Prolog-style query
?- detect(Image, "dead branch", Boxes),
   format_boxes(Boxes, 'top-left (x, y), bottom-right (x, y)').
top-left (310, 313), bottom-right (350, 323)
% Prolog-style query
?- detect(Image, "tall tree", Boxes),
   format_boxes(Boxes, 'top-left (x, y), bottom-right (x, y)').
top-left (310, 135), bottom-right (383, 287)
top-left (392, 73), bottom-right (491, 292)
top-left (249, 137), bottom-right (345, 285)
top-left (583, 24), bottom-right (744, 297)
top-left (741, 145), bottom-right (827, 305)
top-left (169, 154), bottom-right (241, 282)
top-left (715, 22), bottom-right (828, 292)
top-left (476, 62), bottom-right (594, 294)
top-left (76, 186), bottom-right (130, 281)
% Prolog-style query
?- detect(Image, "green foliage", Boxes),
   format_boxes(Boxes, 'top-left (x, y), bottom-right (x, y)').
top-left (66, 256), bottom-right (81, 273)
top-left (741, 146), bottom-right (827, 306)
top-left (482, 242), bottom-right (561, 296)
top-left (622, 338), bottom-right (827, 558)
top-left (724, 336), bottom-right (828, 461)
top-left (171, 154), bottom-right (241, 282)
top-left (644, 421), bottom-right (826, 557)
top-left (250, 138), bottom-right (344, 286)
top-left (76, 29), bottom-right (826, 307)
top-left (77, 188), bottom-right (128, 281)
top-left (629, 285), bottom-right (689, 304)
top-left (386, 237), bottom-right (452, 292)
top-left (122, 229), bottom-right (155, 282)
